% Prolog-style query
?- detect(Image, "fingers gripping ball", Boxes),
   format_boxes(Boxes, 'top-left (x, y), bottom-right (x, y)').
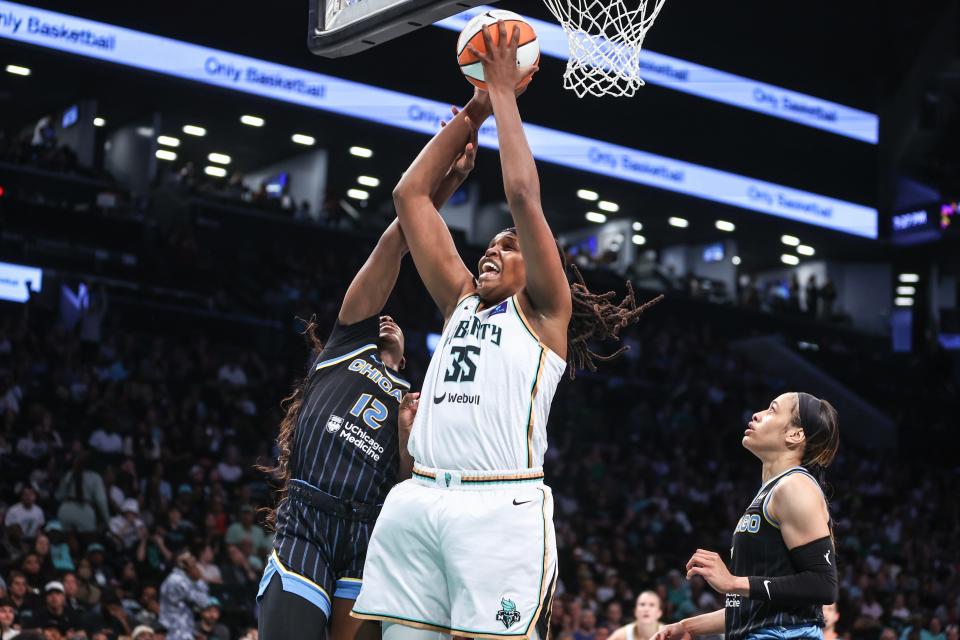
top-left (457, 10), bottom-right (540, 91)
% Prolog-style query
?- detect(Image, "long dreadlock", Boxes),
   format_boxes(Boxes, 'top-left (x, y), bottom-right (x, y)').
top-left (498, 228), bottom-right (663, 379)
top-left (567, 263), bottom-right (664, 379)
top-left (256, 316), bottom-right (325, 530)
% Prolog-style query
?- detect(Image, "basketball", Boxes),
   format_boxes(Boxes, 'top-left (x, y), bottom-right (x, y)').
top-left (457, 10), bottom-right (540, 91)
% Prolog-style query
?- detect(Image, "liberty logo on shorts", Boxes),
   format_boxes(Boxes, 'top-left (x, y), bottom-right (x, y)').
top-left (496, 597), bottom-right (522, 628)
top-left (326, 414), bottom-right (344, 433)
top-left (444, 472), bottom-right (452, 487)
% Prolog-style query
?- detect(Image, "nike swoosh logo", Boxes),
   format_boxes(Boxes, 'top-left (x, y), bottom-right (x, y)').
top-left (433, 394), bottom-right (445, 405)
top-left (512, 499), bottom-right (532, 506)
top-left (763, 580), bottom-right (772, 599)
top-left (824, 550), bottom-right (831, 565)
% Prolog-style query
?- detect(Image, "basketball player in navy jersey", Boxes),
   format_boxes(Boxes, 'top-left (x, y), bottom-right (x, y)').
top-left (652, 392), bottom-right (841, 640)
top-left (256, 138), bottom-right (479, 640)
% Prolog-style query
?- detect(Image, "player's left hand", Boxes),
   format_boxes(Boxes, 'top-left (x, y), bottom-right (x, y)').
top-left (467, 20), bottom-right (538, 94)
top-left (399, 392), bottom-right (420, 432)
top-left (685, 548), bottom-right (739, 593)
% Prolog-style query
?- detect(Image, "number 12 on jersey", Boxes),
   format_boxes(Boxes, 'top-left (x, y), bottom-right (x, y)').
top-left (349, 393), bottom-right (388, 430)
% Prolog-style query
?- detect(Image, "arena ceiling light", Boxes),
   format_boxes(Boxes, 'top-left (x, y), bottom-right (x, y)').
top-left (668, 217), bottom-right (689, 228)
top-left (292, 133), bottom-right (316, 146)
top-left (136, 127), bottom-right (155, 137)
top-left (598, 200), bottom-right (619, 213)
top-left (632, 221), bottom-right (643, 231)
top-left (577, 189), bottom-right (599, 201)
top-left (732, 256), bottom-right (741, 265)
top-left (93, 117), bottom-right (106, 127)
top-left (350, 146), bottom-right (373, 158)
top-left (357, 176), bottom-right (380, 188)
top-left (241, 115), bottom-right (265, 127)
top-left (157, 136), bottom-right (180, 147)
top-left (781, 254), bottom-right (800, 266)
top-left (155, 149), bottom-right (177, 161)
top-left (780, 234), bottom-right (800, 246)
top-left (898, 273), bottom-right (920, 283)
top-left (632, 234), bottom-right (646, 245)
top-left (585, 212), bottom-right (607, 224)
top-left (715, 220), bottom-right (736, 232)
top-left (208, 153), bottom-right (231, 165)
top-left (183, 125), bottom-right (206, 137)
top-left (896, 286), bottom-right (916, 296)
top-left (894, 297), bottom-right (915, 307)
top-left (204, 165), bottom-right (227, 178)
top-left (5, 64), bottom-right (30, 76)
top-left (347, 188), bottom-right (369, 200)
top-left (797, 244), bottom-right (816, 256)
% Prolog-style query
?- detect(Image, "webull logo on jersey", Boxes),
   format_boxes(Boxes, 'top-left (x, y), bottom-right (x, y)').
top-left (496, 598), bottom-right (522, 628)
top-left (432, 392), bottom-right (481, 406)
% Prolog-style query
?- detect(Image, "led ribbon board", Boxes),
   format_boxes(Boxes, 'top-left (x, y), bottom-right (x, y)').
top-left (0, 1), bottom-right (877, 238)
top-left (436, 8), bottom-right (878, 144)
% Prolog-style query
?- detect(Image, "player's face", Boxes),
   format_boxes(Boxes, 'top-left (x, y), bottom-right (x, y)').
top-left (635, 593), bottom-right (661, 624)
top-left (743, 392), bottom-right (801, 456)
top-left (378, 316), bottom-right (406, 368)
top-left (476, 232), bottom-right (526, 303)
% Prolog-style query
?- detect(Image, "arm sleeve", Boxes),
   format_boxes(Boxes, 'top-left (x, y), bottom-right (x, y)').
top-left (748, 536), bottom-right (838, 605)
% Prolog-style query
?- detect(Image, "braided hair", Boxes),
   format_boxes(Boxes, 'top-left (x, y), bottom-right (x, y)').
top-left (567, 263), bottom-right (664, 379)
top-left (498, 228), bottom-right (663, 379)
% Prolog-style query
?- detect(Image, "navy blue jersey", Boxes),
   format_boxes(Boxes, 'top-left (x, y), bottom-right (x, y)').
top-left (725, 467), bottom-right (826, 640)
top-left (289, 316), bottom-right (410, 505)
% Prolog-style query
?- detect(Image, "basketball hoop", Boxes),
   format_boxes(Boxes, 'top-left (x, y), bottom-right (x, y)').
top-left (541, 0), bottom-right (669, 98)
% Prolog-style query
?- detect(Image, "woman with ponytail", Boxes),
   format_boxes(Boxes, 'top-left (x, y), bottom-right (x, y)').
top-left (653, 392), bottom-right (841, 640)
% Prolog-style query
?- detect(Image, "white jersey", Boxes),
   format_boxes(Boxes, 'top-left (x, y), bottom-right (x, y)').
top-left (408, 294), bottom-right (566, 470)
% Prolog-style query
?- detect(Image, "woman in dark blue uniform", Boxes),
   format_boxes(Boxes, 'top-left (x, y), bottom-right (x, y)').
top-left (257, 140), bottom-right (478, 640)
top-left (653, 392), bottom-right (841, 640)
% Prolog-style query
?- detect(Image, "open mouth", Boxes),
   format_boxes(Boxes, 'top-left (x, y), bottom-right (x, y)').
top-left (479, 259), bottom-right (501, 279)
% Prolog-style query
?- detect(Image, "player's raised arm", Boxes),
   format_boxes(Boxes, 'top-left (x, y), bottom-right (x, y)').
top-left (392, 93), bottom-right (492, 320)
top-left (338, 219), bottom-right (408, 325)
top-left (468, 22), bottom-right (572, 322)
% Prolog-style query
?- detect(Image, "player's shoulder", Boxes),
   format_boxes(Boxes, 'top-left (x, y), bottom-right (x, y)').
top-left (770, 471), bottom-right (826, 517)
top-left (609, 625), bottom-right (630, 640)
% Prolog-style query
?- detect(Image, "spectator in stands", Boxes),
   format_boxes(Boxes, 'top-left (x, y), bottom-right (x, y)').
top-left (224, 505), bottom-right (268, 556)
top-left (805, 275), bottom-right (819, 317)
top-left (18, 582), bottom-right (78, 636)
top-left (822, 603), bottom-right (839, 640)
top-left (196, 597), bottom-right (228, 640)
top-left (88, 424), bottom-right (124, 458)
top-left (7, 572), bottom-right (37, 617)
top-left (131, 625), bottom-right (155, 640)
top-left (108, 499), bottom-right (145, 551)
top-left (194, 546), bottom-right (221, 586)
top-left (0, 598), bottom-right (18, 640)
top-left (4, 489), bottom-right (43, 541)
top-left (55, 455), bottom-right (109, 535)
top-left (158, 551), bottom-right (208, 640)
top-left (215, 446), bottom-right (243, 485)
top-left (42, 523), bottom-right (73, 574)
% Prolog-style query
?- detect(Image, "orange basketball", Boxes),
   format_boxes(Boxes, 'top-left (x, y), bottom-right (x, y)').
top-left (456, 10), bottom-right (540, 91)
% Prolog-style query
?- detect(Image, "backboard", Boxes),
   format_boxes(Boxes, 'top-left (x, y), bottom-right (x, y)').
top-left (309, 0), bottom-right (494, 58)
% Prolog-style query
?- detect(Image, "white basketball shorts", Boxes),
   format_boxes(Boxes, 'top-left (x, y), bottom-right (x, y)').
top-left (351, 465), bottom-right (558, 639)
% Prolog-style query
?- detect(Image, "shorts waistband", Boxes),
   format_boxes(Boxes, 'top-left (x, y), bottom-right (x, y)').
top-left (412, 464), bottom-right (544, 490)
top-left (288, 480), bottom-right (382, 521)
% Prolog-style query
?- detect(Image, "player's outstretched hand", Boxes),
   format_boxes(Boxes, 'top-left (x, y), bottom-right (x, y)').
top-left (466, 20), bottom-right (537, 95)
top-left (399, 392), bottom-right (420, 432)
top-left (650, 622), bottom-right (685, 640)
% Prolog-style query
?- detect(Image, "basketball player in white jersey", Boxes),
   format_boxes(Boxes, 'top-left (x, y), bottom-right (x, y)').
top-left (610, 592), bottom-right (665, 640)
top-left (353, 21), bottom-right (659, 640)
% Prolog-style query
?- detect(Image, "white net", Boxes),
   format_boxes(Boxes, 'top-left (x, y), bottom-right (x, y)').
top-left (541, 0), bottom-right (668, 98)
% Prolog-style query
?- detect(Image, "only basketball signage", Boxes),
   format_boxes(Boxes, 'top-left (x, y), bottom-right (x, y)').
top-left (0, 1), bottom-right (877, 238)
top-left (436, 7), bottom-right (879, 144)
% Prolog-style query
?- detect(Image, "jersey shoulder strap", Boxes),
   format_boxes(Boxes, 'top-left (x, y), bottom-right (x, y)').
top-left (761, 467), bottom-right (824, 529)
